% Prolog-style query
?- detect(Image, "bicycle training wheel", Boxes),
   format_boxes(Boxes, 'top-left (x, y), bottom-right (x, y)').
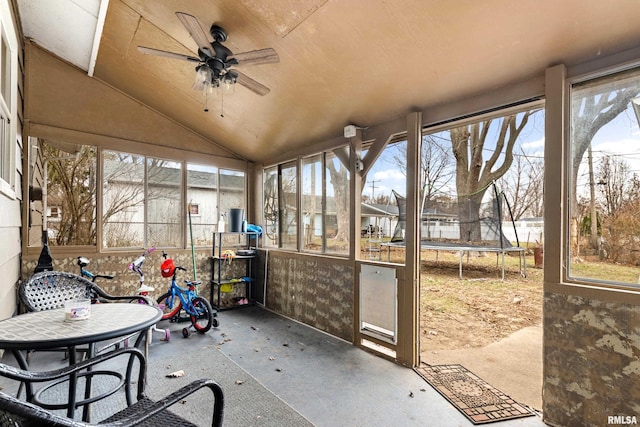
top-left (190, 296), bottom-right (214, 333)
top-left (156, 292), bottom-right (182, 320)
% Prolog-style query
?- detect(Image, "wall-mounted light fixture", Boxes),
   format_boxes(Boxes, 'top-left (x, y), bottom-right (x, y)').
top-left (344, 124), bottom-right (357, 138)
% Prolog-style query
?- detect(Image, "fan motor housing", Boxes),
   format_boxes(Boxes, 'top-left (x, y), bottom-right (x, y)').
top-left (210, 25), bottom-right (227, 42)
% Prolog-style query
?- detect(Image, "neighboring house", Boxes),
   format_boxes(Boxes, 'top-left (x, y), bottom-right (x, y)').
top-left (361, 202), bottom-right (397, 238)
top-left (502, 217), bottom-right (544, 246)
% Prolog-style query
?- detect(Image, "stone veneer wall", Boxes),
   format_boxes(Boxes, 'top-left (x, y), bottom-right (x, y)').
top-left (544, 292), bottom-right (640, 427)
top-left (20, 250), bottom-right (213, 305)
top-left (264, 251), bottom-right (354, 342)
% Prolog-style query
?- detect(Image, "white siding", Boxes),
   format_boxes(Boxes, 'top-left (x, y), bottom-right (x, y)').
top-left (0, 1), bottom-right (21, 320)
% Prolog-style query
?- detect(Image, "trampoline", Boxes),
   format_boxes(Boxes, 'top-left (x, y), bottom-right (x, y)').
top-left (382, 241), bottom-right (526, 279)
top-left (383, 183), bottom-right (526, 280)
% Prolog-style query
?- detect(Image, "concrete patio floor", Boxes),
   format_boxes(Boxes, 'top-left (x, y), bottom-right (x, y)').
top-left (0, 305), bottom-right (547, 426)
top-left (208, 305), bottom-right (546, 426)
top-left (423, 325), bottom-right (544, 411)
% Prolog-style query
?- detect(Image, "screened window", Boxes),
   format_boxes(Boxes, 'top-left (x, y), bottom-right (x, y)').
top-left (262, 162), bottom-right (297, 249)
top-left (301, 150), bottom-right (350, 255)
top-left (302, 154), bottom-right (322, 252)
top-left (325, 151), bottom-right (349, 255)
top-left (186, 163), bottom-right (217, 247)
top-left (102, 151), bottom-right (145, 248)
top-left (218, 169), bottom-right (246, 224)
top-left (280, 161), bottom-right (297, 250)
top-left (42, 142), bottom-right (97, 246)
top-left (568, 66), bottom-right (640, 287)
top-left (263, 166), bottom-right (279, 247)
top-left (146, 158), bottom-right (182, 248)
top-left (30, 144), bottom-right (244, 250)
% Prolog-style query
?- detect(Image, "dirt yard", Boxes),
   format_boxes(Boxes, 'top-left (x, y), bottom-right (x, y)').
top-left (418, 250), bottom-right (543, 356)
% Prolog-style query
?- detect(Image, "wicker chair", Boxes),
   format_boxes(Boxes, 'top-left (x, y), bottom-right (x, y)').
top-left (18, 271), bottom-right (154, 358)
top-left (0, 347), bottom-right (225, 426)
top-left (19, 271), bottom-right (151, 312)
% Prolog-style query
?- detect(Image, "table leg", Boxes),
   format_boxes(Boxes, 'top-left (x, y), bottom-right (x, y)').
top-left (81, 342), bottom-right (96, 422)
top-left (67, 346), bottom-right (77, 419)
top-left (133, 329), bottom-right (150, 379)
top-left (11, 350), bottom-right (33, 401)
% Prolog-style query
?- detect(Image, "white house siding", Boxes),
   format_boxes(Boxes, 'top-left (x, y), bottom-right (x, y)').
top-left (502, 219), bottom-right (544, 245)
top-left (0, 198), bottom-right (21, 319)
top-left (0, 1), bottom-right (22, 320)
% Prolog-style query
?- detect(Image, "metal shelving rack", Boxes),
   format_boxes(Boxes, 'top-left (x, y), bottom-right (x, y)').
top-left (210, 231), bottom-right (259, 310)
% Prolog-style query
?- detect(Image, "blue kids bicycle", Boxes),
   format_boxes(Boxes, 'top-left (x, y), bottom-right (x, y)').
top-left (156, 251), bottom-right (217, 337)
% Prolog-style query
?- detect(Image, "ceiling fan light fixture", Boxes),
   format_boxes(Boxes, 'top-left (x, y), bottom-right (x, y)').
top-left (222, 71), bottom-right (237, 93)
top-left (194, 64), bottom-right (213, 86)
top-left (139, 12), bottom-right (278, 100)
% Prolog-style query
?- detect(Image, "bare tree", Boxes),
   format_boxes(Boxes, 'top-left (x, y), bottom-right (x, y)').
top-left (44, 144), bottom-right (96, 245)
top-left (497, 148), bottom-right (544, 220)
top-left (391, 136), bottom-right (455, 213)
top-left (450, 111), bottom-right (536, 240)
top-left (327, 158), bottom-right (349, 241)
top-left (45, 147), bottom-right (174, 248)
top-left (596, 154), bottom-right (631, 216)
top-left (570, 77), bottom-right (640, 252)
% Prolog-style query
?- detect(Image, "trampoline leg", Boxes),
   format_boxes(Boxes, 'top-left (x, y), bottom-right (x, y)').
top-left (459, 251), bottom-right (463, 279)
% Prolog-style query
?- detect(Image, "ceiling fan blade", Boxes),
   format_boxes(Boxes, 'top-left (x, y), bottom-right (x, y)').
top-left (234, 70), bottom-right (270, 96)
top-left (137, 46), bottom-right (200, 62)
top-left (176, 12), bottom-right (214, 57)
top-left (228, 48), bottom-right (280, 66)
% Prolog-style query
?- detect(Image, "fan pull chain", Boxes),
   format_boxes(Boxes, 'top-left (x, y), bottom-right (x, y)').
top-left (204, 87), bottom-right (210, 113)
top-left (220, 91), bottom-right (224, 117)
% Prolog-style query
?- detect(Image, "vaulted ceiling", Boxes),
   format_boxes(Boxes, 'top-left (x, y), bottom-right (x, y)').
top-left (15, 0), bottom-right (640, 163)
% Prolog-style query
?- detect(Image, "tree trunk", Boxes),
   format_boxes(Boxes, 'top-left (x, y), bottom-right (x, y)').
top-left (458, 194), bottom-right (483, 242)
top-left (327, 161), bottom-right (349, 241)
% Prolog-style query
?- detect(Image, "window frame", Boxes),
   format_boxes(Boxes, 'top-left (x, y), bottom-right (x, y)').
top-left (565, 64), bottom-right (640, 290)
top-left (0, 3), bottom-right (17, 198)
top-left (31, 143), bottom-right (246, 251)
top-left (263, 145), bottom-right (351, 256)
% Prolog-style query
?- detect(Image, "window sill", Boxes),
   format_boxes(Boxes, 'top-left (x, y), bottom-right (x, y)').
top-left (0, 179), bottom-right (15, 200)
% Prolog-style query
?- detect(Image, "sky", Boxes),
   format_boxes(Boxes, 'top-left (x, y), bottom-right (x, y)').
top-left (366, 101), bottom-right (640, 202)
top-left (366, 110), bottom-right (546, 200)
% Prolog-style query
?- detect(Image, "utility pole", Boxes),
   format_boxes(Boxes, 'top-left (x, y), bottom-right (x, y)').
top-left (587, 145), bottom-right (599, 251)
top-left (368, 179), bottom-right (380, 201)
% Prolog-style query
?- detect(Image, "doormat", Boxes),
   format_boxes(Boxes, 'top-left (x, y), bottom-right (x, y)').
top-left (415, 364), bottom-right (535, 424)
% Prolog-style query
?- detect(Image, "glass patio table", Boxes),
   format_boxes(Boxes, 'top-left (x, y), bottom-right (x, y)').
top-left (0, 303), bottom-right (162, 421)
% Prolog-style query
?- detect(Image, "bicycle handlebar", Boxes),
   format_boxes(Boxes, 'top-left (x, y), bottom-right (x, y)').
top-left (128, 247), bottom-right (156, 272)
top-left (78, 256), bottom-right (114, 282)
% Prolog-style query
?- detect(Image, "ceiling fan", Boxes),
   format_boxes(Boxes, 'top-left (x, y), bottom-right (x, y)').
top-left (137, 12), bottom-right (279, 98)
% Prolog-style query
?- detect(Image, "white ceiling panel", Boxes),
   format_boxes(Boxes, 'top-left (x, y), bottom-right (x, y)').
top-left (17, 0), bottom-right (101, 71)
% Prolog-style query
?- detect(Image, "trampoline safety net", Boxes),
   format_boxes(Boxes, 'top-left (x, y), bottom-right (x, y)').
top-left (391, 183), bottom-right (519, 249)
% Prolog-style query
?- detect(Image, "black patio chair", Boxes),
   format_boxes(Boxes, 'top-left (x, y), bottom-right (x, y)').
top-left (0, 347), bottom-right (225, 426)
